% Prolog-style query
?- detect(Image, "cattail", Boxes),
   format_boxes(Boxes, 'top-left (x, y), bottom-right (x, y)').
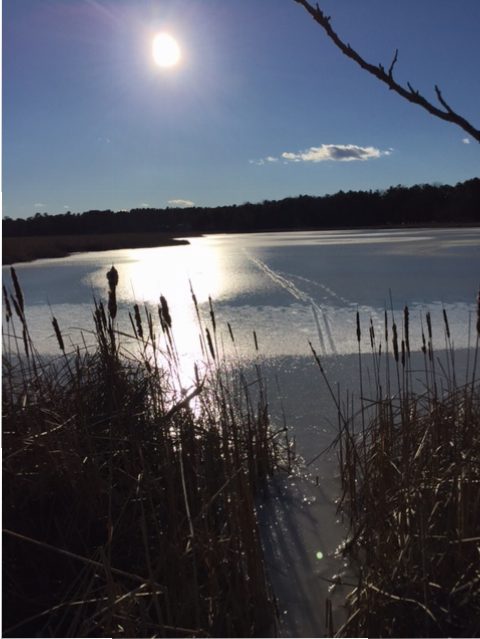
top-left (426, 311), bottom-right (432, 340)
top-left (11, 297), bottom-right (23, 322)
top-left (189, 281), bottom-right (199, 312)
top-left (52, 316), bottom-right (65, 352)
top-left (404, 305), bottom-right (410, 356)
top-left (106, 265), bottom-right (119, 291)
top-left (369, 318), bottom-right (375, 349)
top-left (253, 330), bottom-right (259, 352)
top-left (10, 267), bottom-right (24, 314)
top-left (128, 311), bottom-right (138, 339)
top-left (134, 303), bottom-right (143, 339)
top-left (442, 308), bottom-right (450, 340)
top-left (205, 327), bottom-right (215, 360)
top-left (401, 339), bottom-right (405, 367)
top-left (384, 309), bottom-right (388, 343)
top-left (106, 266), bottom-right (118, 319)
top-left (392, 322), bottom-right (399, 362)
top-left (209, 296), bottom-right (216, 333)
top-left (227, 322), bottom-right (235, 343)
top-left (160, 295), bottom-right (172, 329)
top-left (356, 311), bottom-right (361, 343)
top-left (3, 286), bottom-right (12, 322)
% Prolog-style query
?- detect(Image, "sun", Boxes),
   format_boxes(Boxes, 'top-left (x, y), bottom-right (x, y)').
top-left (152, 32), bottom-right (181, 68)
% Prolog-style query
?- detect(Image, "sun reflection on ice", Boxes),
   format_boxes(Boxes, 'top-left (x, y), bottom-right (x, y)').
top-left (86, 240), bottom-right (227, 391)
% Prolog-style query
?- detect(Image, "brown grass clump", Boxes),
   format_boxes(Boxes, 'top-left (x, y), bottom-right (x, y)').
top-left (313, 303), bottom-right (480, 637)
top-left (2, 267), bottom-right (289, 638)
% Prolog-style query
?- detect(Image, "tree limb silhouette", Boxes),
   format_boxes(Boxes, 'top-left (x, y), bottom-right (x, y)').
top-left (294, 0), bottom-right (480, 143)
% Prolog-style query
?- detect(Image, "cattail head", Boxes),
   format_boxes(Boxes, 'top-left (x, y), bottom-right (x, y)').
top-left (106, 266), bottom-right (118, 320)
top-left (10, 267), bottom-right (24, 315)
top-left (52, 316), bottom-right (65, 352)
top-left (392, 322), bottom-right (399, 362)
top-left (442, 308), bottom-right (451, 340)
top-left (209, 296), bottom-right (216, 333)
top-left (426, 311), bottom-right (432, 340)
top-left (160, 295), bottom-right (172, 329)
top-left (356, 311), bottom-right (361, 343)
top-left (403, 305), bottom-right (410, 356)
top-left (205, 327), bottom-right (215, 360)
top-left (369, 318), bottom-right (375, 349)
top-left (133, 303), bottom-right (143, 339)
top-left (3, 286), bottom-right (12, 323)
top-left (106, 265), bottom-right (119, 292)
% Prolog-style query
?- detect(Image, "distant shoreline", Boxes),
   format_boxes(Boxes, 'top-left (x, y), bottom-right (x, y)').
top-left (3, 223), bottom-right (479, 266)
top-left (2, 232), bottom-right (190, 266)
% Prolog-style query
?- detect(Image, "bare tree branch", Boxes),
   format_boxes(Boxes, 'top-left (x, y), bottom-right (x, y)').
top-left (294, 0), bottom-right (480, 143)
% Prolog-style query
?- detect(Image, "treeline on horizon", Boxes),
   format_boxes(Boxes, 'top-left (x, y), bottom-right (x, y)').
top-left (4, 178), bottom-right (480, 237)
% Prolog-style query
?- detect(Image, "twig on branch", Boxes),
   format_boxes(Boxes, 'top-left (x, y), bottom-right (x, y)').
top-left (294, 0), bottom-right (480, 143)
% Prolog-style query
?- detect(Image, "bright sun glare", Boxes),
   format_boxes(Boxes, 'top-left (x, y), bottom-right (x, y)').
top-left (152, 32), bottom-right (181, 68)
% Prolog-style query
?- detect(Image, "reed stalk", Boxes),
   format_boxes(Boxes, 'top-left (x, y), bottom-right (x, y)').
top-left (328, 303), bottom-right (480, 638)
top-left (2, 268), bottom-right (283, 638)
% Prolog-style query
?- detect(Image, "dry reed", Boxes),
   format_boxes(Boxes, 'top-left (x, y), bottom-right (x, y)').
top-left (315, 301), bottom-right (480, 637)
top-left (2, 267), bottom-right (287, 638)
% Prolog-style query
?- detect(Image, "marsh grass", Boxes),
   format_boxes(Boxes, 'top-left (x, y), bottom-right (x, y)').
top-left (313, 302), bottom-right (480, 637)
top-left (2, 267), bottom-right (289, 638)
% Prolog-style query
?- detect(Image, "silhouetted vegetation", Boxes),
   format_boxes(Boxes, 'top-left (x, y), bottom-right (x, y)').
top-left (4, 179), bottom-right (480, 241)
top-left (314, 305), bottom-right (480, 637)
top-left (3, 268), bottom-right (288, 637)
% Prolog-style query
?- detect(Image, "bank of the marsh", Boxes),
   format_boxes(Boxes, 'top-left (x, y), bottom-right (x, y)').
top-left (2, 232), bottom-right (189, 265)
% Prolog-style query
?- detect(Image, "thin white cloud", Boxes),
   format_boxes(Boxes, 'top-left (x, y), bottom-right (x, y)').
top-left (251, 144), bottom-right (391, 166)
top-left (282, 144), bottom-right (390, 163)
top-left (34, 202), bottom-right (45, 208)
top-left (167, 199), bottom-right (195, 208)
top-left (462, 137), bottom-right (471, 144)
top-left (140, 202), bottom-right (151, 208)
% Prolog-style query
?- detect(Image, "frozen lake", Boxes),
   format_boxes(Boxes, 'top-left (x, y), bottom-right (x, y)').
top-left (4, 227), bottom-right (480, 636)
top-left (5, 227), bottom-right (480, 360)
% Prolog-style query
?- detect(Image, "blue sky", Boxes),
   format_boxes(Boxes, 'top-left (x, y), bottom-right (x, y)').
top-left (3, 0), bottom-right (480, 219)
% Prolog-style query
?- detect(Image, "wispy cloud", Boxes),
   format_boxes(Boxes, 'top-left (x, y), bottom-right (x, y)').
top-left (249, 156), bottom-right (279, 166)
top-left (251, 144), bottom-right (391, 165)
top-left (34, 202), bottom-right (45, 209)
top-left (462, 137), bottom-right (471, 144)
top-left (167, 199), bottom-right (195, 208)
